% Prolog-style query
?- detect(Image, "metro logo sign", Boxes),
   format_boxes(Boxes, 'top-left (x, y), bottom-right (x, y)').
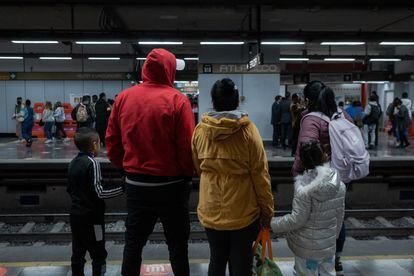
top-left (141, 264), bottom-right (173, 275)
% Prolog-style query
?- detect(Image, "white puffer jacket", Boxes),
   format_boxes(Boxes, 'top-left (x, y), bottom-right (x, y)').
top-left (271, 164), bottom-right (346, 260)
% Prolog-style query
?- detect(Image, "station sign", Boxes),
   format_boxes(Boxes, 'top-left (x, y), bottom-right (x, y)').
top-left (198, 63), bottom-right (280, 74)
top-left (247, 53), bottom-right (264, 71)
top-left (3, 72), bottom-right (136, 80)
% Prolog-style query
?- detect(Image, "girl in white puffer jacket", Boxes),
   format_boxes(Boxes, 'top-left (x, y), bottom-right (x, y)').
top-left (271, 141), bottom-right (346, 276)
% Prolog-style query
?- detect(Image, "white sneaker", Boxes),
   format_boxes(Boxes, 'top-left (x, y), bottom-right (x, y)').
top-left (44, 139), bottom-right (53, 144)
top-left (63, 138), bottom-right (70, 142)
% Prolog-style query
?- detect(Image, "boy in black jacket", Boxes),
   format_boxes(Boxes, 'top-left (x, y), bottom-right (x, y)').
top-left (68, 128), bottom-right (123, 276)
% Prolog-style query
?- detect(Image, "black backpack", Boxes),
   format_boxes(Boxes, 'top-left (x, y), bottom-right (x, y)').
top-left (365, 104), bottom-right (381, 124)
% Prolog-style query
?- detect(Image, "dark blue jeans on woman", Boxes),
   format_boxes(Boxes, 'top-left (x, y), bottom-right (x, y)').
top-left (22, 121), bottom-right (33, 143)
top-left (44, 122), bottom-right (54, 140)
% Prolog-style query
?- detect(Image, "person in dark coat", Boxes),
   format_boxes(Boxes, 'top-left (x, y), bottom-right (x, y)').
top-left (279, 92), bottom-right (292, 150)
top-left (71, 95), bottom-right (95, 130)
top-left (94, 93), bottom-right (111, 147)
top-left (271, 95), bottom-right (282, 146)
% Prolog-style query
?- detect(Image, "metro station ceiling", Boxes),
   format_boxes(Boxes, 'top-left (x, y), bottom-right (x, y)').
top-left (0, 2), bottom-right (413, 59)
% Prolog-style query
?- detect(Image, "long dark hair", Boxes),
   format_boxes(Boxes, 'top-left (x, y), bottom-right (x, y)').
top-left (304, 81), bottom-right (337, 118)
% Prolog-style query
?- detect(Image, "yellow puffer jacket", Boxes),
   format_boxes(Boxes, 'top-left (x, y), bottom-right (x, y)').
top-left (192, 112), bottom-right (274, 230)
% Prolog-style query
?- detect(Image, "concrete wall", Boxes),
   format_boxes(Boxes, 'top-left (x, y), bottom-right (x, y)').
top-left (0, 80), bottom-right (132, 133)
top-left (198, 73), bottom-right (280, 141)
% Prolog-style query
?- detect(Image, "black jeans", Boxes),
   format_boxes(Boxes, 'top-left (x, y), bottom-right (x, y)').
top-left (205, 220), bottom-right (260, 276)
top-left (122, 181), bottom-right (191, 276)
top-left (280, 122), bottom-right (292, 149)
top-left (336, 222), bottom-right (346, 253)
top-left (272, 124), bottom-right (280, 146)
top-left (70, 214), bottom-right (107, 276)
top-left (55, 122), bottom-right (67, 138)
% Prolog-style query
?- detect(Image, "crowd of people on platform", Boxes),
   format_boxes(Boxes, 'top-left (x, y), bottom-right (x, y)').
top-left (9, 48), bottom-right (412, 276)
top-left (11, 93), bottom-right (116, 147)
top-left (272, 89), bottom-right (413, 152)
top-left (65, 49), bottom-right (368, 276)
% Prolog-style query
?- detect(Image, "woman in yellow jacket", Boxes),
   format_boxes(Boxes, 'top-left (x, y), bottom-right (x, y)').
top-left (192, 78), bottom-right (274, 276)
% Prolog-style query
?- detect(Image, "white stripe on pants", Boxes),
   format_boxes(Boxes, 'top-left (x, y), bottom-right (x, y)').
top-left (294, 256), bottom-right (335, 276)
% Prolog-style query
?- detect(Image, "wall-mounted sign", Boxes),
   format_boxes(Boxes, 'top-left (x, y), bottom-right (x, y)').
top-left (1, 72), bottom-right (136, 80)
top-left (198, 63), bottom-right (280, 74)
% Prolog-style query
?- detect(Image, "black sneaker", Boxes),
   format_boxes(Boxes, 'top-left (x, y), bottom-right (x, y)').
top-left (335, 256), bottom-right (344, 275)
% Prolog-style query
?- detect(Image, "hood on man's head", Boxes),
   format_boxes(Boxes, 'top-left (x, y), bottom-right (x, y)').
top-left (142, 48), bottom-right (185, 87)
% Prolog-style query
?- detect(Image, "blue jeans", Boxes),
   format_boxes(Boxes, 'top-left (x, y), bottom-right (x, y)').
top-left (22, 121), bottom-right (34, 143)
top-left (44, 122), bottom-right (54, 140)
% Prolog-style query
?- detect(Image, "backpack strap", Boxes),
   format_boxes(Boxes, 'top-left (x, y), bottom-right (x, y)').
top-left (302, 111), bottom-right (331, 124)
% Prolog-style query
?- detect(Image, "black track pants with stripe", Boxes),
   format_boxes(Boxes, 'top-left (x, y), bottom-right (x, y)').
top-left (70, 214), bottom-right (108, 276)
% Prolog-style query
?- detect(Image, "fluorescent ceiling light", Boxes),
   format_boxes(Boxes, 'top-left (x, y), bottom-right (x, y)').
top-left (353, 81), bottom-right (389, 84)
top-left (321, 42), bottom-right (365, 45)
top-left (184, 57), bottom-right (199, 60)
top-left (280, 57), bottom-right (309, 61)
top-left (380, 42), bottom-right (414, 45)
top-left (39, 57), bottom-right (72, 60)
top-left (136, 57), bottom-right (146, 60)
top-left (11, 40), bottom-right (59, 44)
top-left (370, 58), bottom-right (401, 62)
top-left (75, 41), bottom-right (121, 45)
top-left (138, 41), bottom-right (183, 45)
top-left (200, 41), bottom-right (244, 45)
top-left (324, 58), bottom-right (355, 61)
top-left (88, 57), bottom-right (120, 60)
top-left (262, 42), bottom-right (305, 45)
top-left (0, 56), bottom-right (23, 59)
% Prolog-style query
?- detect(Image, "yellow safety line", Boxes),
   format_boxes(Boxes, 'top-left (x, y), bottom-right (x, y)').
top-left (1, 255), bottom-right (413, 268)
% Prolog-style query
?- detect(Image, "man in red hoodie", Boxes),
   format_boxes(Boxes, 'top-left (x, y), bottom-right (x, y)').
top-left (106, 48), bottom-right (194, 276)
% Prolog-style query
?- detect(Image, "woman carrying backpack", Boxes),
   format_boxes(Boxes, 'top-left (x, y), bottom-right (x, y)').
top-left (71, 95), bottom-right (95, 130)
top-left (292, 81), bottom-right (353, 275)
top-left (53, 102), bottom-right (69, 142)
top-left (42, 101), bottom-right (55, 144)
top-left (21, 99), bottom-right (35, 147)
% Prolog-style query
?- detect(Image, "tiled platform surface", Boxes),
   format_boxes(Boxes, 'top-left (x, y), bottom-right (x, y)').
top-left (1, 257), bottom-right (413, 276)
top-left (0, 134), bottom-right (413, 162)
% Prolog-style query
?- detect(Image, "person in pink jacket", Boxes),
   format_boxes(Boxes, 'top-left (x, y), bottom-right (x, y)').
top-left (292, 80), bottom-right (351, 275)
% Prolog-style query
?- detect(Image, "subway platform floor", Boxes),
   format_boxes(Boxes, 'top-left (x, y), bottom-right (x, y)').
top-left (0, 133), bottom-right (413, 162)
top-left (0, 238), bottom-right (414, 276)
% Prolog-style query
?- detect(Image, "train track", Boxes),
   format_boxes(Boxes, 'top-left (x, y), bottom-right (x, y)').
top-left (1, 209), bottom-right (414, 243)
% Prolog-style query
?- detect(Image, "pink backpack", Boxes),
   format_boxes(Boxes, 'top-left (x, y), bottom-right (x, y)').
top-left (303, 111), bottom-right (370, 183)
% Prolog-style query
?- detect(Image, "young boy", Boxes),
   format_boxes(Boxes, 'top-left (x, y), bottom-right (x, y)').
top-left (68, 127), bottom-right (123, 276)
top-left (271, 141), bottom-right (346, 276)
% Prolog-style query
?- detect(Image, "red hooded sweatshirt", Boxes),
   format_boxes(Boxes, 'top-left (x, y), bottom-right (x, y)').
top-left (106, 49), bottom-right (195, 179)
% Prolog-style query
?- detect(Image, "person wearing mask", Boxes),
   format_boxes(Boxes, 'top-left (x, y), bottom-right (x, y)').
top-left (401, 92), bottom-right (412, 120)
top-left (292, 81), bottom-right (352, 275)
top-left (271, 95), bottom-right (282, 147)
top-left (394, 98), bottom-right (411, 148)
top-left (290, 93), bottom-right (305, 156)
top-left (106, 49), bottom-right (194, 276)
top-left (192, 78), bottom-right (274, 276)
top-left (94, 93), bottom-right (111, 147)
top-left (21, 99), bottom-right (35, 147)
top-left (42, 101), bottom-right (55, 144)
top-left (54, 102), bottom-right (69, 142)
top-left (12, 97), bottom-right (24, 142)
top-left (279, 92), bottom-right (292, 150)
top-left (338, 101), bottom-right (345, 110)
top-left (71, 95), bottom-right (95, 130)
top-left (363, 95), bottom-right (381, 150)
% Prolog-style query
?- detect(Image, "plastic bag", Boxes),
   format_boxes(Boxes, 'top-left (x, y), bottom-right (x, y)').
top-left (252, 228), bottom-right (283, 276)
